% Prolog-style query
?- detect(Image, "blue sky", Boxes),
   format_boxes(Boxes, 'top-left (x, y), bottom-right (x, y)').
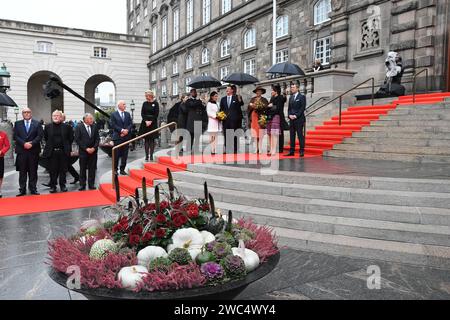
top-left (0, 0), bottom-right (127, 34)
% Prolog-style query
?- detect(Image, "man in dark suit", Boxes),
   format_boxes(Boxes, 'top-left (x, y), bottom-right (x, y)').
top-left (185, 89), bottom-right (206, 154)
top-left (42, 110), bottom-right (74, 193)
top-left (111, 100), bottom-right (133, 175)
top-left (220, 86), bottom-right (244, 154)
top-left (75, 113), bottom-right (100, 191)
top-left (13, 107), bottom-right (44, 196)
top-left (285, 84), bottom-right (307, 158)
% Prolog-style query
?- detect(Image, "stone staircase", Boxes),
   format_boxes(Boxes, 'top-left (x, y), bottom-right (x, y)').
top-left (160, 163), bottom-right (450, 269)
top-left (325, 96), bottom-right (450, 163)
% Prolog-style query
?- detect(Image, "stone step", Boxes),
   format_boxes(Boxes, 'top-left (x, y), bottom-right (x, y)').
top-left (275, 227), bottom-right (450, 269)
top-left (333, 143), bottom-right (450, 156)
top-left (388, 109), bottom-right (450, 116)
top-left (372, 120), bottom-right (450, 127)
top-left (324, 150), bottom-right (450, 164)
top-left (211, 201), bottom-right (450, 247)
top-left (187, 163), bottom-right (450, 193)
top-left (344, 137), bottom-right (450, 148)
top-left (380, 114), bottom-right (448, 121)
top-left (352, 131), bottom-right (450, 140)
top-left (362, 126), bottom-right (450, 134)
top-left (163, 180), bottom-right (450, 247)
top-left (395, 103), bottom-right (448, 110)
top-left (169, 171), bottom-right (450, 209)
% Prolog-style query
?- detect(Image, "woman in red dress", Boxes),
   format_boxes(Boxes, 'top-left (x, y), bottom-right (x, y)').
top-left (248, 87), bottom-right (269, 154)
top-left (0, 130), bottom-right (11, 198)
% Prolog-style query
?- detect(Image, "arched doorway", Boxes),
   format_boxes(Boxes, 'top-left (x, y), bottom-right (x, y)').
top-left (27, 71), bottom-right (64, 123)
top-left (84, 75), bottom-right (116, 115)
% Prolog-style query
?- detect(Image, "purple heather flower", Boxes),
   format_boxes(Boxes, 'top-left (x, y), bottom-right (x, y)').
top-left (200, 262), bottom-right (224, 281)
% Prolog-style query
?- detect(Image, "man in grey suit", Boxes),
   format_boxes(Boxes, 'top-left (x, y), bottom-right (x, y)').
top-left (285, 84), bottom-right (306, 158)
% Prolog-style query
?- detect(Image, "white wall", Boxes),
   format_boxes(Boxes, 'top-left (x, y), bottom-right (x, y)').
top-left (0, 27), bottom-right (149, 123)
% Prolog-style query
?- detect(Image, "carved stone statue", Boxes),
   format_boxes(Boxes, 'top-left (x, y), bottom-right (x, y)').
top-left (377, 51), bottom-right (406, 97)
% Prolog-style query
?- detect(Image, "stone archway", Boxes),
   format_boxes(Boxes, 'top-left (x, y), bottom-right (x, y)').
top-left (27, 71), bottom-right (64, 123)
top-left (84, 75), bottom-right (116, 114)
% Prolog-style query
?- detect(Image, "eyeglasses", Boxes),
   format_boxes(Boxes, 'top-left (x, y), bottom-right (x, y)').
top-left (22, 111), bottom-right (31, 114)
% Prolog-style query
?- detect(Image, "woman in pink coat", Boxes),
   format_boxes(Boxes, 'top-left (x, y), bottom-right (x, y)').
top-left (0, 130), bottom-right (11, 198)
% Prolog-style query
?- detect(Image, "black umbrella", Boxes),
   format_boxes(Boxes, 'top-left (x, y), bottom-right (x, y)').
top-left (222, 73), bottom-right (259, 85)
top-left (0, 92), bottom-right (17, 106)
top-left (188, 75), bottom-right (222, 89)
top-left (266, 62), bottom-right (305, 76)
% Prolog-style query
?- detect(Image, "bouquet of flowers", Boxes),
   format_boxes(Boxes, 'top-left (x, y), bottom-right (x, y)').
top-left (216, 111), bottom-right (227, 122)
top-left (258, 115), bottom-right (268, 129)
top-left (254, 99), bottom-right (267, 115)
top-left (48, 171), bottom-right (279, 293)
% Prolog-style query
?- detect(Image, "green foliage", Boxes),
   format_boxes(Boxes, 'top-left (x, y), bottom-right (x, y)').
top-left (148, 257), bottom-right (173, 272)
top-left (220, 255), bottom-right (247, 280)
top-left (168, 248), bottom-right (193, 266)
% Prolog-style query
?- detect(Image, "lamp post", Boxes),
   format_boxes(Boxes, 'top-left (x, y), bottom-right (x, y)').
top-left (0, 63), bottom-right (11, 94)
top-left (14, 106), bottom-right (19, 121)
top-left (130, 99), bottom-right (135, 122)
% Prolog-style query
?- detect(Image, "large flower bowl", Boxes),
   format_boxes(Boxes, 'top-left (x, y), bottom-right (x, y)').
top-left (48, 252), bottom-right (280, 300)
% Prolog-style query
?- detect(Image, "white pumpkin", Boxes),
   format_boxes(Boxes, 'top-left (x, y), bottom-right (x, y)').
top-left (168, 228), bottom-right (205, 261)
top-left (118, 266), bottom-right (148, 291)
top-left (137, 246), bottom-right (168, 267)
top-left (201, 231), bottom-right (216, 244)
top-left (232, 240), bottom-right (260, 272)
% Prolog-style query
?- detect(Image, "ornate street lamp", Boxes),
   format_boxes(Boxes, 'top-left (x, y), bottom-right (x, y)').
top-left (130, 99), bottom-right (136, 121)
top-left (14, 106), bottom-right (19, 121)
top-left (0, 63), bottom-right (11, 93)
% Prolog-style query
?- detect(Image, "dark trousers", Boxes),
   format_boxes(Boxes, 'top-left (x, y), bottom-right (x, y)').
top-left (188, 132), bottom-right (202, 154)
top-left (223, 128), bottom-right (240, 154)
top-left (68, 161), bottom-right (80, 180)
top-left (49, 150), bottom-right (68, 189)
top-left (114, 143), bottom-right (129, 172)
top-left (279, 130), bottom-right (285, 153)
top-left (79, 154), bottom-right (97, 188)
top-left (17, 152), bottom-right (39, 193)
top-left (289, 119), bottom-right (305, 153)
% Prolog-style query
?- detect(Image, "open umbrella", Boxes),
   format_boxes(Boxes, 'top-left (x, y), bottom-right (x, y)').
top-left (0, 92), bottom-right (17, 106)
top-left (188, 75), bottom-right (222, 89)
top-left (266, 62), bottom-right (305, 76)
top-left (222, 73), bottom-right (259, 86)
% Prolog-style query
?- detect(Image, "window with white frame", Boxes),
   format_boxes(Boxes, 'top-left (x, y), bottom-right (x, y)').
top-left (36, 41), bottom-right (53, 53)
top-left (202, 0), bottom-right (211, 25)
top-left (244, 28), bottom-right (256, 50)
top-left (152, 24), bottom-right (157, 53)
top-left (185, 55), bottom-right (193, 70)
top-left (314, 36), bottom-right (332, 65)
top-left (202, 48), bottom-right (210, 64)
top-left (173, 8), bottom-right (180, 41)
top-left (152, 0), bottom-right (156, 9)
top-left (173, 61), bottom-right (179, 75)
top-left (220, 66), bottom-right (230, 84)
top-left (222, 0), bottom-right (232, 14)
top-left (220, 39), bottom-right (231, 58)
top-left (276, 16), bottom-right (289, 38)
top-left (314, 0), bottom-right (332, 25)
top-left (161, 65), bottom-right (167, 79)
top-left (186, 0), bottom-right (194, 34)
top-left (172, 81), bottom-right (179, 96)
top-left (161, 83), bottom-right (167, 97)
top-left (129, 0), bottom-right (133, 13)
top-left (136, 14), bottom-right (141, 25)
top-left (151, 70), bottom-right (157, 82)
top-left (130, 20), bottom-right (134, 30)
top-left (144, 5), bottom-right (148, 17)
top-left (93, 47), bottom-right (108, 58)
top-left (276, 48), bottom-right (289, 63)
top-left (162, 16), bottom-right (168, 47)
top-left (244, 58), bottom-right (256, 76)
top-left (185, 77), bottom-right (192, 93)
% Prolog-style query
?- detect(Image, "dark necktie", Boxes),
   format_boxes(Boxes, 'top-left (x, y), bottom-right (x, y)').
top-left (87, 126), bottom-right (91, 137)
top-left (227, 96), bottom-right (232, 109)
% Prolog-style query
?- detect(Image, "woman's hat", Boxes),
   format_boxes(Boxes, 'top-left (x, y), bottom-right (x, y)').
top-left (253, 86), bottom-right (266, 94)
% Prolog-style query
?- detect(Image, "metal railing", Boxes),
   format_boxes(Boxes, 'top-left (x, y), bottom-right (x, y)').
top-left (112, 122), bottom-right (177, 188)
top-left (412, 69), bottom-right (429, 103)
top-left (302, 96), bottom-right (329, 141)
top-left (306, 78), bottom-right (375, 126)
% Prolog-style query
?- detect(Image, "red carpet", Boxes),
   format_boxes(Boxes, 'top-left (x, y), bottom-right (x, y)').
top-left (1, 92), bottom-right (449, 217)
top-left (0, 191), bottom-right (112, 218)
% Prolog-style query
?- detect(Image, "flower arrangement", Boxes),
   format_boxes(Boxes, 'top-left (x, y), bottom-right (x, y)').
top-left (254, 99), bottom-right (267, 115)
top-left (216, 111), bottom-right (227, 122)
top-left (258, 115), bottom-right (268, 129)
top-left (48, 170), bottom-right (279, 293)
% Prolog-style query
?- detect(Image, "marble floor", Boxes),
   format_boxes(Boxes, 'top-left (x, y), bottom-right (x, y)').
top-left (0, 206), bottom-right (449, 300)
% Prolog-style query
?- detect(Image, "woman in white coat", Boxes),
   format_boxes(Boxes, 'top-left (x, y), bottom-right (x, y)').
top-left (206, 91), bottom-right (222, 155)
